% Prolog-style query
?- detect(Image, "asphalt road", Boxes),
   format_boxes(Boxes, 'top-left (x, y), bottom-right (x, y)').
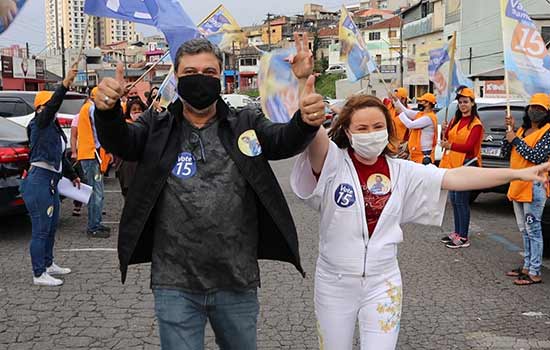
top-left (1, 157), bottom-right (549, 349)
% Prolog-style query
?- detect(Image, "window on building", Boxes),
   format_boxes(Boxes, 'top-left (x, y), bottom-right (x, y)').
top-left (369, 32), bottom-right (381, 41)
top-left (389, 30), bottom-right (397, 38)
top-left (421, 2), bottom-right (433, 18)
top-left (240, 58), bottom-right (258, 66)
top-left (375, 54), bottom-right (382, 65)
top-left (412, 44), bottom-right (416, 55)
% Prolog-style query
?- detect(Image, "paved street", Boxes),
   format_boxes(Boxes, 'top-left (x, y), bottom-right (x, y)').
top-left (1, 158), bottom-right (550, 350)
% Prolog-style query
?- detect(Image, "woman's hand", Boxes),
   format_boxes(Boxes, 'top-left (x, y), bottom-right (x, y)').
top-left (505, 114), bottom-right (515, 130)
top-left (72, 177), bottom-right (81, 190)
top-left (515, 163), bottom-right (550, 183)
top-left (505, 130), bottom-right (516, 143)
top-left (440, 139), bottom-right (452, 150)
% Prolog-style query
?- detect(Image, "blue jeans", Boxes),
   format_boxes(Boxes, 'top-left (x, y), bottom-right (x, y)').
top-left (513, 182), bottom-right (546, 276)
top-left (449, 190), bottom-right (471, 238)
top-left (80, 159), bottom-right (104, 232)
top-left (20, 167), bottom-right (61, 277)
top-left (153, 288), bottom-right (259, 350)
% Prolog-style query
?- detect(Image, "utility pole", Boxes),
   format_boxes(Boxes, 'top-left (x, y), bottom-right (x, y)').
top-left (61, 26), bottom-right (66, 77)
top-left (123, 48), bottom-right (128, 79)
top-left (25, 42), bottom-right (29, 58)
top-left (266, 13), bottom-right (273, 51)
top-left (468, 47), bottom-right (472, 75)
top-left (232, 41), bottom-right (237, 93)
top-left (399, 16), bottom-right (404, 87)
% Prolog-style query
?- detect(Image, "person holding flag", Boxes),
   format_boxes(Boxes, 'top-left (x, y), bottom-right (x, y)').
top-left (393, 93), bottom-right (438, 165)
top-left (439, 87), bottom-right (484, 249)
top-left (93, 36), bottom-right (325, 349)
top-left (385, 88), bottom-right (410, 156)
top-left (501, 93), bottom-right (550, 285)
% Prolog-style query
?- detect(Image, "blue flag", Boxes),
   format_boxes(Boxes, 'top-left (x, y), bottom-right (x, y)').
top-left (84, 0), bottom-right (154, 25)
top-left (142, 0), bottom-right (200, 62)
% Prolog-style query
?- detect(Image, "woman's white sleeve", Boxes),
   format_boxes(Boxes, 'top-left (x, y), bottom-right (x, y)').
top-left (400, 161), bottom-right (449, 226)
top-left (395, 99), bottom-right (418, 120)
top-left (290, 141), bottom-right (340, 212)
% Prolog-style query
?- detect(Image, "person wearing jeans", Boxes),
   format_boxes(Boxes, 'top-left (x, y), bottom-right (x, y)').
top-left (439, 87), bottom-right (484, 249)
top-left (21, 67), bottom-right (80, 286)
top-left (77, 87), bottom-right (110, 238)
top-left (502, 93), bottom-right (550, 285)
top-left (153, 289), bottom-right (259, 349)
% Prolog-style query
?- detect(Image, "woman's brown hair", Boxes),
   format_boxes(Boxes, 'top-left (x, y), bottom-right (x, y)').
top-left (328, 94), bottom-right (398, 156)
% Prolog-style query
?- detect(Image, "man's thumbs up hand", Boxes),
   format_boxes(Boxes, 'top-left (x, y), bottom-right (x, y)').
top-left (299, 75), bottom-right (325, 127)
top-left (95, 62), bottom-right (125, 111)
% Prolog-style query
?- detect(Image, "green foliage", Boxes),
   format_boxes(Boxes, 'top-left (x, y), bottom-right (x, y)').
top-left (315, 73), bottom-right (344, 99)
top-left (241, 89), bottom-right (259, 98)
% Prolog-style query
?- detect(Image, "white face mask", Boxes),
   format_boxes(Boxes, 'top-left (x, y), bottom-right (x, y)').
top-left (130, 113), bottom-right (141, 121)
top-left (349, 129), bottom-right (389, 160)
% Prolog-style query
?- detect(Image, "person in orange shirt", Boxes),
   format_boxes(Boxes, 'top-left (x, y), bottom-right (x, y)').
top-left (393, 93), bottom-right (438, 164)
top-left (439, 87), bottom-right (484, 249)
top-left (501, 93), bottom-right (550, 285)
top-left (77, 87), bottom-right (110, 238)
top-left (385, 88), bottom-right (409, 143)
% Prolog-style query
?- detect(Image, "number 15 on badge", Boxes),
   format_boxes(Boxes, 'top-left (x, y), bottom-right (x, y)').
top-left (172, 152), bottom-right (197, 179)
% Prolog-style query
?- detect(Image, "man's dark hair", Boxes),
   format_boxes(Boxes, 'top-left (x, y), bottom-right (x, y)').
top-left (174, 38), bottom-right (223, 73)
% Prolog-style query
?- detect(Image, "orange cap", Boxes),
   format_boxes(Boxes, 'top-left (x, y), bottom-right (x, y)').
top-left (34, 91), bottom-right (54, 109)
top-left (395, 87), bottom-right (408, 99)
top-left (529, 93), bottom-right (550, 110)
top-left (91, 87), bottom-right (98, 99)
top-left (417, 93), bottom-right (436, 105)
top-left (457, 87), bottom-right (475, 99)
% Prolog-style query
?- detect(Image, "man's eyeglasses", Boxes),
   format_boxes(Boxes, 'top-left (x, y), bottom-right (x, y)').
top-left (189, 131), bottom-right (206, 163)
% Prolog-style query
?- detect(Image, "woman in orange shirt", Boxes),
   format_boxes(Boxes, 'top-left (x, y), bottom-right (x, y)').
top-left (439, 87), bottom-right (484, 249)
top-left (501, 93), bottom-right (550, 285)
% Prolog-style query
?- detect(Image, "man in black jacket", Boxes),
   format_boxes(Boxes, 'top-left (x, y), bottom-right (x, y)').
top-left (94, 35), bottom-right (325, 350)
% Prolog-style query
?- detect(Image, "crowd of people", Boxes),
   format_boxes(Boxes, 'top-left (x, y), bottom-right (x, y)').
top-left (19, 34), bottom-right (549, 350)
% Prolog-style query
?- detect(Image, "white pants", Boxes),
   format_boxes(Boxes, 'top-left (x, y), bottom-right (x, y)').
top-left (315, 266), bottom-right (402, 350)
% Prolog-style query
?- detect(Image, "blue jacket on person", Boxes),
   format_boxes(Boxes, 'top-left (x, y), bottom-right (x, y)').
top-left (27, 84), bottom-right (77, 180)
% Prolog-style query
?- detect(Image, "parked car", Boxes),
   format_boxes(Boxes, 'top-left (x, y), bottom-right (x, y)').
top-left (0, 117), bottom-right (29, 216)
top-left (436, 98), bottom-right (549, 257)
top-left (0, 91), bottom-right (88, 143)
top-left (222, 94), bottom-right (255, 110)
top-left (325, 65), bottom-right (346, 75)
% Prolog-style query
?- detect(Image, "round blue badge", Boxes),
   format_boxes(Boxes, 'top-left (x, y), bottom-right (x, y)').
top-left (334, 183), bottom-right (356, 208)
top-left (172, 152), bottom-right (197, 179)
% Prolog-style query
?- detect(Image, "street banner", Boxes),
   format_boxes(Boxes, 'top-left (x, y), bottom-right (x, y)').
top-left (0, 0), bottom-right (28, 34)
top-left (258, 48), bottom-right (299, 123)
top-left (339, 6), bottom-right (377, 82)
top-left (500, 0), bottom-right (550, 100)
top-left (157, 67), bottom-right (178, 108)
top-left (198, 5), bottom-right (246, 53)
top-left (83, 0), bottom-right (154, 25)
top-left (428, 38), bottom-right (473, 107)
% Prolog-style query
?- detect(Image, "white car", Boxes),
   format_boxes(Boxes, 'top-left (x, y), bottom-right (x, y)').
top-left (325, 65), bottom-right (346, 75)
top-left (0, 91), bottom-right (88, 144)
top-left (222, 94), bottom-right (254, 109)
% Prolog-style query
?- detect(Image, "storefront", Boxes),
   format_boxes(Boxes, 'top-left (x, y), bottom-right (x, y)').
top-left (1, 56), bottom-right (47, 91)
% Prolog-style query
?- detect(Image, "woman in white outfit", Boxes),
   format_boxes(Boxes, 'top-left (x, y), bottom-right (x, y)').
top-left (290, 95), bottom-right (550, 350)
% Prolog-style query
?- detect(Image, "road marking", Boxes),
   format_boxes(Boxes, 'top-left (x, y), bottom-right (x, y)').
top-left (486, 234), bottom-right (522, 252)
top-left (60, 248), bottom-right (116, 252)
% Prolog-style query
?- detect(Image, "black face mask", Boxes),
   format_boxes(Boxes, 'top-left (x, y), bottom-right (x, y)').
top-left (178, 74), bottom-right (221, 110)
top-left (417, 104), bottom-right (426, 111)
top-left (528, 109), bottom-right (547, 123)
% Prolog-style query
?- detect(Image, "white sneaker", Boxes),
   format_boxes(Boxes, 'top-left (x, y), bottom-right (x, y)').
top-left (46, 262), bottom-right (71, 275)
top-left (33, 272), bottom-right (63, 286)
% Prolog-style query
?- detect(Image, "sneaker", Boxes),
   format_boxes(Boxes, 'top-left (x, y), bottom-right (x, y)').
top-left (446, 237), bottom-right (471, 249)
top-left (46, 262), bottom-right (71, 276)
top-left (87, 229), bottom-right (110, 238)
top-left (33, 272), bottom-right (63, 286)
top-left (441, 232), bottom-right (458, 244)
top-left (98, 225), bottom-right (111, 232)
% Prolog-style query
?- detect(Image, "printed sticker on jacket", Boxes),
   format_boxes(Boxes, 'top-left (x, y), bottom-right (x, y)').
top-left (334, 183), bottom-right (356, 208)
top-left (172, 152), bottom-right (197, 179)
top-left (238, 130), bottom-right (262, 157)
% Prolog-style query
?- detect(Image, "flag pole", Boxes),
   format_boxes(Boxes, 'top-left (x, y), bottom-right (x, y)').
top-left (444, 31), bottom-right (457, 123)
top-left (77, 15), bottom-right (93, 62)
top-left (126, 51), bottom-right (171, 92)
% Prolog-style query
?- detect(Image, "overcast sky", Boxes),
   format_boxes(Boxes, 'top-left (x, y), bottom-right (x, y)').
top-left (0, 0), bottom-right (357, 55)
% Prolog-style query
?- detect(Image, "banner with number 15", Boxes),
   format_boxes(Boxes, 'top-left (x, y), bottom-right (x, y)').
top-left (500, 0), bottom-right (550, 100)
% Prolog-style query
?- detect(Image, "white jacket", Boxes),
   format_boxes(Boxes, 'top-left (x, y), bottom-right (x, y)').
top-left (291, 141), bottom-right (448, 276)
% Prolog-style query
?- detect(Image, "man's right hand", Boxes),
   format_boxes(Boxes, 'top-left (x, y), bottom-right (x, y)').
top-left (95, 62), bottom-right (125, 111)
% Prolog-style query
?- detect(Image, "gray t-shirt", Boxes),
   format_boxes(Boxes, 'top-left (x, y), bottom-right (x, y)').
top-left (151, 117), bottom-right (260, 293)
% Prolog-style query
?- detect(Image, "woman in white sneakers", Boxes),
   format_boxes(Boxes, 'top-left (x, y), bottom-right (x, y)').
top-left (290, 94), bottom-right (550, 350)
